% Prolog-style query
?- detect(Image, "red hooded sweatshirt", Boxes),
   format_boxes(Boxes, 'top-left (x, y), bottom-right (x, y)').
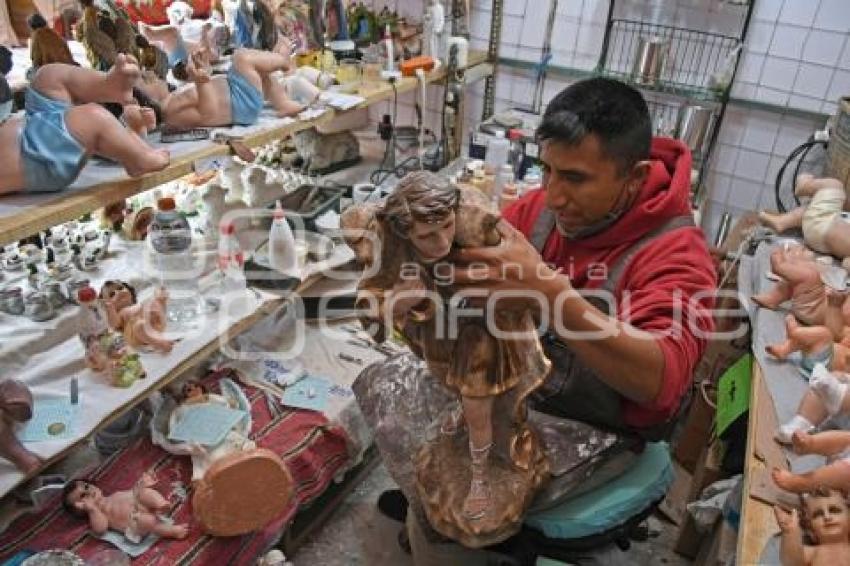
top-left (503, 137), bottom-right (717, 428)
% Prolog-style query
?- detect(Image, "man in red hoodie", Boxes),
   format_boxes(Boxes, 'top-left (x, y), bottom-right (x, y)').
top-left (371, 78), bottom-right (717, 562)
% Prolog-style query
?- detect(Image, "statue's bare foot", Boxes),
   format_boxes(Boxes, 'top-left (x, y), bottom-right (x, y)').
top-left (790, 430), bottom-right (816, 455)
top-left (759, 211), bottom-right (792, 234)
top-left (462, 476), bottom-right (490, 520)
top-left (122, 104), bottom-right (149, 137)
top-left (771, 467), bottom-right (807, 493)
top-left (126, 149), bottom-right (170, 178)
top-left (766, 342), bottom-right (793, 360)
top-left (275, 100), bottom-right (303, 118)
top-left (440, 405), bottom-right (465, 436)
top-left (109, 53), bottom-right (142, 103)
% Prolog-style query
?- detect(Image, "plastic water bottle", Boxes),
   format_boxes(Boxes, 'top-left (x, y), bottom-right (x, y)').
top-left (484, 130), bottom-right (511, 174)
top-left (268, 201), bottom-right (298, 277)
top-left (149, 197), bottom-right (201, 323)
top-left (217, 221), bottom-right (246, 291)
top-left (523, 166), bottom-right (543, 193)
top-left (493, 163), bottom-right (515, 201)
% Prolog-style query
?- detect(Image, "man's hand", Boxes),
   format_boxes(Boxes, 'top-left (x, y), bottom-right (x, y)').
top-left (187, 49), bottom-right (211, 84)
top-left (450, 220), bottom-right (569, 309)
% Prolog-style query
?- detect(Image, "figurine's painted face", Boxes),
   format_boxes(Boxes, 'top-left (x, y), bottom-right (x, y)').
top-left (68, 481), bottom-right (102, 509)
top-left (805, 492), bottom-right (850, 544)
top-left (409, 213), bottom-right (456, 264)
top-left (181, 382), bottom-right (204, 400)
top-left (101, 281), bottom-right (135, 309)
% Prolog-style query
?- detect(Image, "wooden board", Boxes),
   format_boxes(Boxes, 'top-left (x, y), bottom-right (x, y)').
top-left (0, 51), bottom-right (490, 248)
top-left (737, 362), bottom-right (781, 565)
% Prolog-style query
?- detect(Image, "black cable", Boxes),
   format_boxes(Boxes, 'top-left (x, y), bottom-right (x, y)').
top-left (774, 138), bottom-right (826, 213)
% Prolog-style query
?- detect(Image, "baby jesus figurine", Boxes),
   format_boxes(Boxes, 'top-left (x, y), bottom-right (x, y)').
top-left (62, 473), bottom-right (189, 542)
top-left (775, 488), bottom-right (850, 565)
top-left (100, 281), bottom-right (174, 353)
top-left (342, 171), bottom-right (549, 547)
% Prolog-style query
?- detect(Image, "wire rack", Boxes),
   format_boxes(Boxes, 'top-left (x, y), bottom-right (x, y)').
top-left (645, 98), bottom-right (682, 138)
top-left (597, 19), bottom-right (742, 101)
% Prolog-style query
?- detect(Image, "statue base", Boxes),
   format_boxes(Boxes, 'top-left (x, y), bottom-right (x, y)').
top-left (415, 429), bottom-right (548, 548)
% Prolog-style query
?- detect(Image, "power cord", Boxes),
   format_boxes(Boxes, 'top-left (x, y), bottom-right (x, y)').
top-left (774, 137), bottom-right (827, 213)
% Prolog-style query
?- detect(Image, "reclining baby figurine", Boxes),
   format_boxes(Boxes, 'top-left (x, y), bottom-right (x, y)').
top-left (63, 472), bottom-right (189, 542)
top-left (0, 55), bottom-right (169, 195)
top-left (760, 175), bottom-right (850, 273)
top-left (137, 43), bottom-right (302, 130)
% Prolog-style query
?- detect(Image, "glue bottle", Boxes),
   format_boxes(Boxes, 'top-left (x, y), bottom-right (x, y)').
top-left (268, 201), bottom-right (298, 277)
top-left (217, 220), bottom-right (245, 289)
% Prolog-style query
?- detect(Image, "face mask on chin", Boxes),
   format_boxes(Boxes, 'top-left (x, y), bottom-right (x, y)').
top-left (556, 182), bottom-right (636, 240)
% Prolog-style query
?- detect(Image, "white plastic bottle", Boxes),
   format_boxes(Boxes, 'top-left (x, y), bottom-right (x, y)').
top-left (268, 201), bottom-right (298, 277)
top-left (485, 130), bottom-right (511, 174)
top-left (217, 220), bottom-right (246, 290)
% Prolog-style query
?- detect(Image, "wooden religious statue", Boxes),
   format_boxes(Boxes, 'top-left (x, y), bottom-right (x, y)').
top-left (341, 171), bottom-right (550, 547)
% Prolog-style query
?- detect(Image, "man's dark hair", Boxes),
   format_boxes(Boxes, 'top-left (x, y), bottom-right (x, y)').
top-left (536, 78), bottom-right (651, 174)
top-left (0, 46), bottom-right (12, 76)
top-left (27, 13), bottom-right (48, 30)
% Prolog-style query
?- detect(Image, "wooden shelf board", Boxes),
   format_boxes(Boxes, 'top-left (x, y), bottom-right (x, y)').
top-left (737, 361), bottom-right (779, 565)
top-left (0, 51), bottom-right (489, 247)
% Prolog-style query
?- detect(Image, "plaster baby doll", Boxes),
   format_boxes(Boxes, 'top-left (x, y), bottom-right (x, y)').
top-left (0, 55), bottom-right (169, 195)
top-left (775, 488), bottom-right (850, 565)
top-left (100, 280), bottom-right (174, 353)
top-left (760, 175), bottom-right (850, 273)
top-left (751, 242), bottom-right (842, 327)
top-left (63, 473), bottom-right (189, 542)
top-left (137, 44), bottom-right (302, 130)
top-left (343, 171), bottom-right (549, 546)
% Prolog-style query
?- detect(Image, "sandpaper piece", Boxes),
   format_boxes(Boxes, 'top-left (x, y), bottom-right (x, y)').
top-left (193, 448), bottom-right (293, 537)
top-left (754, 374), bottom-right (790, 471)
top-left (750, 467), bottom-right (799, 509)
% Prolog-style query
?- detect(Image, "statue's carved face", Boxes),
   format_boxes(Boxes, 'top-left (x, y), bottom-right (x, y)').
top-left (409, 212), bottom-right (456, 264)
top-left (805, 491), bottom-right (850, 544)
top-left (69, 481), bottom-right (102, 509)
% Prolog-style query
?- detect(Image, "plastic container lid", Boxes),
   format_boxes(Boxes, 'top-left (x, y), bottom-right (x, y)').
top-left (508, 129), bottom-right (523, 141)
top-left (77, 287), bottom-right (96, 302)
top-left (157, 197), bottom-right (176, 211)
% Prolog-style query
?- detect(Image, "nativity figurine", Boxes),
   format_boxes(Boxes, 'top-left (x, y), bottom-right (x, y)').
top-left (0, 379), bottom-right (41, 475)
top-left (27, 13), bottom-right (76, 78)
top-left (774, 421), bottom-right (850, 494)
top-left (775, 363), bottom-right (850, 448)
top-left (760, 175), bottom-right (850, 272)
top-left (775, 488), bottom-right (850, 566)
top-left (0, 55), bottom-right (169, 195)
top-left (151, 376), bottom-right (293, 536)
top-left (62, 473), bottom-right (189, 542)
top-left (137, 45), bottom-right (302, 130)
top-left (341, 171), bottom-right (549, 547)
top-left (100, 280), bottom-right (174, 353)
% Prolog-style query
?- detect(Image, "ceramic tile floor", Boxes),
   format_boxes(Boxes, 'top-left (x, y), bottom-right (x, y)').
top-left (291, 462), bottom-right (692, 566)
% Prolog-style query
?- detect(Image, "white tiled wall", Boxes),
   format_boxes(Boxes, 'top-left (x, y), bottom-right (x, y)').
top-left (358, 0), bottom-right (847, 242)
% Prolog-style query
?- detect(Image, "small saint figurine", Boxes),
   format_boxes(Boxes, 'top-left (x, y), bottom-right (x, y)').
top-left (62, 472), bottom-right (189, 542)
top-left (775, 488), bottom-right (850, 565)
top-left (0, 379), bottom-right (41, 475)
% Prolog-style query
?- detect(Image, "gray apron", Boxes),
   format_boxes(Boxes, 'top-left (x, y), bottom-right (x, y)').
top-left (528, 208), bottom-right (696, 441)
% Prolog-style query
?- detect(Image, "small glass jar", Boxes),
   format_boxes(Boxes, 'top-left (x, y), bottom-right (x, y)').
top-left (24, 291), bottom-right (55, 322)
top-left (0, 287), bottom-right (24, 315)
top-left (43, 281), bottom-right (66, 310)
top-left (336, 58), bottom-right (363, 91)
top-left (66, 277), bottom-right (91, 304)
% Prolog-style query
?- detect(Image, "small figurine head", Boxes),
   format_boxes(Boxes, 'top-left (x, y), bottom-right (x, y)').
top-left (801, 487), bottom-right (850, 544)
top-left (27, 13), bottom-right (48, 31)
top-left (180, 379), bottom-right (208, 402)
top-left (100, 280), bottom-right (137, 309)
top-left (62, 479), bottom-right (102, 518)
top-left (380, 171), bottom-right (459, 264)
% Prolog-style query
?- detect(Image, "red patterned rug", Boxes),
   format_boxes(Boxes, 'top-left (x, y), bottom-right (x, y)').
top-left (0, 369), bottom-right (351, 565)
